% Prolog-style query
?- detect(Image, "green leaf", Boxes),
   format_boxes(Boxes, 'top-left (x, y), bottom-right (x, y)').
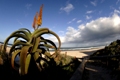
top-left (32, 37), bottom-right (40, 53)
top-left (13, 28), bottom-right (32, 43)
top-left (40, 38), bottom-right (57, 51)
top-left (11, 50), bottom-right (21, 70)
top-left (25, 54), bottom-right (31, 74)
top-left (9, 40), bottom-right (32, 56)
top-left (19, 28), bottom-right (32, 35)
top-left (36, 49), bottom-right (42, 53)
top-left (33, 52), bottom-right (40, 61)
top-left (11, 30), bottom-right (31, 40)
top-left (2, 33), bottom-right (30, 52)
top-left (44, 44), bottom-right (55, 48)
top-left (34, 30), bottom-right (61, 51)
top-left (44, 51), bottom-right (51, 58)
top-left (32, 28), bottom-right (49, 37)
top-left (20, 46), bottom-right (31, 75)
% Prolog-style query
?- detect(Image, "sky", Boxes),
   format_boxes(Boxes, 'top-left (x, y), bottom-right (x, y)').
top-left (0, 0), bottom-right (120, 47)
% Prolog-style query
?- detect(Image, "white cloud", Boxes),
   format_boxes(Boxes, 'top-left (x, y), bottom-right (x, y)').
top-left (48, 11), bottom-right (120, 47)
top-left (90, 0), bottom-right (97, 6)
top-left (58, 31), bottom-right (65, 36)
top-left (86, 10), bottom-right (93, 14)
top-left (110, 6), bottom-right (116, 10)
top-left (60, 3), bottom-right (74, 14)
top-left (25, 3), bottom-right (32, 10)
top-left (68, 18), bottom-right (76, 24)
top-left (86, 15), bottom-right (92, 19)
top-left (77, 20), bottom-right (82, 23)
top-left (114, 9), bottom-right (120, 14)
top-left (64, 26), bottom-right (80, 42)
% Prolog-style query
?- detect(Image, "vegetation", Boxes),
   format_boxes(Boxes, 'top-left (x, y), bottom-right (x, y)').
top-left (91, 40), bottom-right (120, 69)
top-left (91, 40), bottom-right (120, 56)
top-left (90, 39), bottom-right (120, 79)
top-left (0, 4), bottom-right (80, 79)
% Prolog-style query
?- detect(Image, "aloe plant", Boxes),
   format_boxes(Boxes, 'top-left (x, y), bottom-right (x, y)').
top-left (1, 4), bottom-right (61, 75)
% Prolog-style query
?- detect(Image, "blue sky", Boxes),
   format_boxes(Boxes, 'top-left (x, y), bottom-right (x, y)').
top-left (0, 0), bottom-right (120, 47)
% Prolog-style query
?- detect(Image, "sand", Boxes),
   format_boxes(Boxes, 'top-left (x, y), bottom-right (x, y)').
top-left (1, 45), bottom-right (104, 58)
top-left (50, 47), bottom-right (104, 58)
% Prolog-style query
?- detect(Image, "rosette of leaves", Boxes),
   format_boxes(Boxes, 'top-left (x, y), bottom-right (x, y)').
top-left (1, 4), bottom-right (61, 75)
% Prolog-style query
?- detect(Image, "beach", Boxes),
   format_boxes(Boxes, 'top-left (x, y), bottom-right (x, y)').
top-left (49, 47), bottom-right (103, 58)
top-left (1, 44), bottom-right (104, 58)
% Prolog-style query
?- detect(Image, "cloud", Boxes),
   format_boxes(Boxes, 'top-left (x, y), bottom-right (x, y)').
top-left (68, 18), bottom-right (76, 24)
top-left (86, 15), bottom-right (92, 19)
top-left (90, 0), bottom-right (97, 6)
top-left (25, 3), bottom-right (32, 10)
top-left (58, 31), bottom-right (65, 36)
top-left (114, 9), bottom-right (120, 14)
top-left (48, 10), bottom-right (120, 47)
top-left (86, 10), bottom-right (93, 14)
top-left (77, 20), bottom-right (82, 23)
top-left (60, 3), bottom-right (74, 14)
top-left (116, 0), bottom-right (120, 4)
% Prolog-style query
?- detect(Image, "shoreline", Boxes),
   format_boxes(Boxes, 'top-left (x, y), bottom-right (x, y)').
top-left (1, 45), bottom-right (104, 58)
top-left (50, 47), bottom-right (104, 58)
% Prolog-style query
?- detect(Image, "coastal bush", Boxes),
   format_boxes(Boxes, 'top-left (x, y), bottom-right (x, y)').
top-left (91, 39), bottom-right (120, 70)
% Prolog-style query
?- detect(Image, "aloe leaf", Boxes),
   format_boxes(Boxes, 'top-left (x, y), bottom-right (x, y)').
top-left (44, 44), bottom-right (55, 48)
top-left (32, 28), bottom-right (49, 37)
top-left (11, 50), bottom-right (21, 70)
top-left (40, 37), bottom-right (49, 51)
top-left (34, 30), bottom-right (48, 38)
top-left (36, 48), bottom-right (42, 53)
top-left (10, 30), bottom-right (31, 41)
top-left (33, 52), bottom-right (40, 61)
top-left (13, 29), bottom-right (31, 43)
top-left (34, 30), bottom-right (61, 51)
top-left (11, 30), bottom-right (31, 40)
top-left (39, 44), bottom-right (55, 49)
top-left (9, 40), bottom-right (32, 56)
top-left (45, 30), bottom-right (61, 50)
top-left (2, 33), bottom-right (29, 52)
top-left (40, 39), bottom-right (57, 50)
top-left (44, 51), bottom-right (51, 58)
top-left (13, 37), bottom-right (20, 43)
top-left (32, 37), bottom-right (40, 53)
top-left (25, 54), bottom-right (31, 74)
top-left (19, 28), bottom-right (32, 35)
top-left (20, 46), bottom-right (31, 75)
top-left (33, 49), bottom-right (42, 63)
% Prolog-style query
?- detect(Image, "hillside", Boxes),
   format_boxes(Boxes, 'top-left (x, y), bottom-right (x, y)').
top-left (91, 39), bottom-right (120, 56)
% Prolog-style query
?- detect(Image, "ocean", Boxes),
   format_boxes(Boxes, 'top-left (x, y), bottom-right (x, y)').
top-left (0, 42), bottom-right (104, 51)
top-left (0, 42), bottom-right (104, 65)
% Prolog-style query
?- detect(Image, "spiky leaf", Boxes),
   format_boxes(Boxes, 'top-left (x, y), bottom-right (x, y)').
top-left (11, 49), bottom-right (21, 70)
top-left (25, 54), bottom-right (31, 74)
top-left (20, 46), bottom-right (31, 75)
